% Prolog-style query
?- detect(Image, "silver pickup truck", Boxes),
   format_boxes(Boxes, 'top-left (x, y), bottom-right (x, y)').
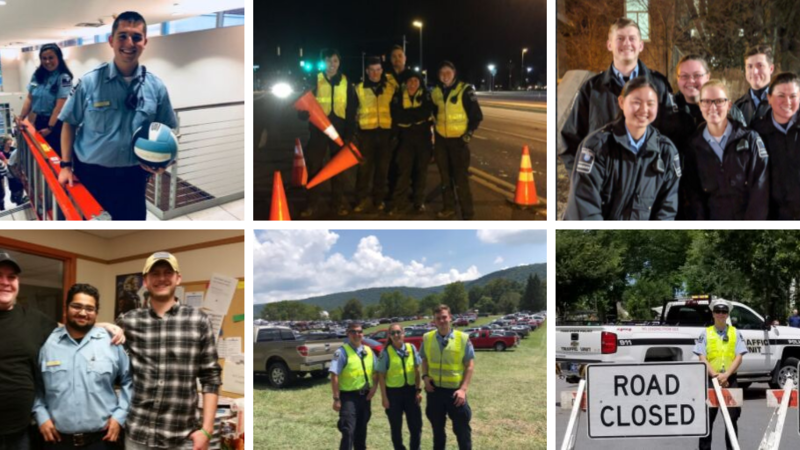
top-left (254, 326), bottom-right (342, 388)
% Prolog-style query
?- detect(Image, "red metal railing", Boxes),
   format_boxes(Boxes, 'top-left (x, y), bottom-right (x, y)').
top-left (14, 118), bottom-right (110, 220)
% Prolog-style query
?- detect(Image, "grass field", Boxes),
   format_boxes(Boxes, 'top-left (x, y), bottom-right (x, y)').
top-left (254, 316), bottom-right (547, 449)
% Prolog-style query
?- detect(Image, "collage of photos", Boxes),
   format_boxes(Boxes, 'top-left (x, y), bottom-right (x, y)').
top-left (7, 0), bottom-right (800, 449)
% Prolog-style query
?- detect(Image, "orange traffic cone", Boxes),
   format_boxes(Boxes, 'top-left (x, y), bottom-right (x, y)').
top-left (306, 143), bottom-right (364, 189)
top-left (294, 91), bottom-right (344, 146)
top-left (512, 145), bottom-right (538, 207)
top-left (291, 138), bottom-right (308, 187)
top-left (270, 171), bottom-right (291, 220)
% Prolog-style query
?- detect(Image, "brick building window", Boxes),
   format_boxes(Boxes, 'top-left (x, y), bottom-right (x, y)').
top-left (625, 0), bottom-right (650, 41)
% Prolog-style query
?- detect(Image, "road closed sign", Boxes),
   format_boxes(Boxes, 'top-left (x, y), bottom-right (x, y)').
top-left (586, 362), bottom-right (709, 439)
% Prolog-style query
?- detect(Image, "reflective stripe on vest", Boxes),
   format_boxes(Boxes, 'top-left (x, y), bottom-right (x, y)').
top-left (316, 73), bottom-right (348, 119)
top-left (423, 330), bottom-right (466, 389)
top-left (340, 344), bottom-right (374, 392)
top-left (432, 81), bottom-right (468, 138)
top-left (705, 325), bottom-right (737, 373)
top-left (398, 89), bottom-right (428, 128)
top-left (356, 82), bottom-right (394, 130)
top-left (386, 343), bottom-right (416, 388)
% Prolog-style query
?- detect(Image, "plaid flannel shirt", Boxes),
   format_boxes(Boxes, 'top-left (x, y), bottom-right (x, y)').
top-left (118, 302), bottom-right (221, 448)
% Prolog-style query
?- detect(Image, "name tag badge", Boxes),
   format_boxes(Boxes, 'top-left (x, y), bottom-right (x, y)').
top-left (93, 101), bottom-right (111, 108)
top-left (46, 361), bottom-right (61, 367)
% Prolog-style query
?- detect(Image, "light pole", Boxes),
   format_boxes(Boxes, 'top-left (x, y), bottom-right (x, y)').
top-left (413, 21), bottom-right (423, 83)
top-left (521, 48), bottom-right (528, 90)
top-left (488, 64), bottom-right (496, 92)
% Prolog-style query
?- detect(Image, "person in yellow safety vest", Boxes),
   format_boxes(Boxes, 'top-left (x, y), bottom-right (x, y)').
top-left (298, 48), bottom-right (358, 218)
top-left (693, 298), bottom-right (748, 450)
top-left (420, 304), bottom-right (475, 450)
top-left (353, 56), bottom-right (397, 214)
top-left (330, 322), bottom-right (378, 450)
top-left (388, 71), bottom-right (434, 216)
top-left (378, 323), bottom-right (423, 450)
top-left (431, 61), bottom-right (483, 220)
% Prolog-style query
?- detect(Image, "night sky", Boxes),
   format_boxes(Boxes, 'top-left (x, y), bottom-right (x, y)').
top-left (255, 0), bottom-right (547, 88)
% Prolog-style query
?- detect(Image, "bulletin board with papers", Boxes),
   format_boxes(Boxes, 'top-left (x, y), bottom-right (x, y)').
top-left (180, 275), bottom-right (245, 398)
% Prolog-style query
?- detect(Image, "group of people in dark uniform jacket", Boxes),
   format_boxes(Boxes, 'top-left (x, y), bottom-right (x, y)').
top-left (560, 17), bottom-right (799, 220)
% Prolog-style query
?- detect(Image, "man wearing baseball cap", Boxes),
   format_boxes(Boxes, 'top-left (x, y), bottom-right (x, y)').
top-left (693, 298), bottom-right (748, 450)
top-left (117, 252), bottom-right (221, 450)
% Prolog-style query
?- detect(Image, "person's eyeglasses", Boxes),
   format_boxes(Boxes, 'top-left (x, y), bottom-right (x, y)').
top-left (713, 309), bottom-right (729, 315)
top-left (348, 330), bottom-right (363, 335)
top-left (678, 73), bottom-right (707, 82)
top-left (700, 98), bottom-right (728, 107)
top-left (390, 331), bottom-right (403, 336)
top-left (69, 303), bottom-right (97, 314)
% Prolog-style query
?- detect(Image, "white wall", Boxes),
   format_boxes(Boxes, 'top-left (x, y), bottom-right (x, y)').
top-left (14, 25), bottom-right (243, 109)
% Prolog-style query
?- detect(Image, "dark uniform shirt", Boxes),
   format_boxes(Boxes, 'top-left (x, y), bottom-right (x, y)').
top-left (560, 60), bottom-right (674, 173)
top-left (751, 112), bottom-right (800, 219)
top-left (564, 118), bottom-right (681, 220)
top-left (683, 121), bottom-right (769, 220)
top-left (391, 86), bottom-right (434, 131)
top-left (734, 87), bottom-right (771, 127)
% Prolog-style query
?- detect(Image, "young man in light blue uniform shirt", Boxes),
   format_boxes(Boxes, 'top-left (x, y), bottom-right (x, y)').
top-left (58, 11), bottom-right (177, 220)
top-left (33, 283), bottom-right (132, 449)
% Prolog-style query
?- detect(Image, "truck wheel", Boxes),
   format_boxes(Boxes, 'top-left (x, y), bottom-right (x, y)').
top-left (494, 342), bottom-right (506, 351)
top-left (267, 361), bottom-right (296, 388)
top-left (770, 357), bottom-right (800, 389)
top-left (311, 370), bottom-right (329, 379)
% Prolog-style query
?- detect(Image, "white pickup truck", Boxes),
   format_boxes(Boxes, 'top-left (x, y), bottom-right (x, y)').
top-left (556, 298), bottom-right (800, 389)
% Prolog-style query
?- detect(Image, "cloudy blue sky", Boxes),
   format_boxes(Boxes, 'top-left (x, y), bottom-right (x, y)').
top-left (254, 229), bottom-right (547, 304)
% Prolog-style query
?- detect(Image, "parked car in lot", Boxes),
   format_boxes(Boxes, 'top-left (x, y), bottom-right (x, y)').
top-left (469, 330), bottom-right (519, 351)
top-left (362, 338), bottom-right (385, 355)
top-left (454, 318), bottom-right (470, 327)
top-left (369, 327), bottom-right (427, 350)
top-left (253, 326), bottom-right (342, 388)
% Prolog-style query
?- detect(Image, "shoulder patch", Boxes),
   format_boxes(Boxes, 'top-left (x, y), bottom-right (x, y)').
top-left (576, 147), bottom-right (595, 174)
top-left (672, 154), bottom-right (682, 177)
top-left (61, 74), bottom-right (72, 87)
top-left (69, 79), bottom-right (81, 96)
top-left (756, 137), bottom-right (768, 159)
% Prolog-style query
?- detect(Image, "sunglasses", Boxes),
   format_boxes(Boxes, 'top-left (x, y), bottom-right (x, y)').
top-left (348, 330), bottom-right (363, 335)
top-left (713, 309), bottom-right (729, 314)
top-left (390, 331), bottom-right (403, 336)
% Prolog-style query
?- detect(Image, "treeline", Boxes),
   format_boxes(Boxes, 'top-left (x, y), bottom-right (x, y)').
top-left (261, 274), bottom-right (546, 321)
top-left (557, 230), bottom-right (800, 322)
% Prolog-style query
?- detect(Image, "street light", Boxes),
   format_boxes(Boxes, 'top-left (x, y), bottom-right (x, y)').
top-left (413, 21), bottom-right (423, 82)
top-left (488, 64), bottom-right (496, 92)
top-left (521, 48), bottom-right (528, 90)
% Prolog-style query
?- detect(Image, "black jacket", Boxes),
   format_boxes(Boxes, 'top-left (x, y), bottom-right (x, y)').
top-left (661, 93), bottom-right (748, 156)
top-left (564, 118), bottom-right (681, 220)
top-left (683, 121), bottom-right (769, 220)
top-left (391, 86), bottom-right (434, 134)
top-left (751, 113), bottom-right (800, 219)
top-left (734, 88), bottom-right (771, 127)
top-left (560, 60), bottom-right (674, 173)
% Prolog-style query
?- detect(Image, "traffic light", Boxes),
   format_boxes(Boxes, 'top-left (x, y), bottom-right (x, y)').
top-left (299, 60), bottom-right (313, 73)
top-left (317, 61), bottom-right (326, 71)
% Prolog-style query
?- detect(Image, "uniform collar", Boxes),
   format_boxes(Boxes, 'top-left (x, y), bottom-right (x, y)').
top-left (625, 125), bottom-right (648, 153)
top-left (612, 63), bottom-right (639, 84)
top-left (106, 62), bottom-right (144, 82)
top-left (750, 87), bottom-right (768, 106)
top-left (703, 121), bottom-right (733, 146)
top-left (347, 341), bottom-right (366, 354)
top-left (604, 60), bottom-right (647, 86)
top-left (435, 329), bottom-right (455, 340)
top-left (613, 119), bottom-right (655, 155)
top-left (772, 113), bottom-right (798, 134)
top-left (56, 325), bottom-right (105, 343)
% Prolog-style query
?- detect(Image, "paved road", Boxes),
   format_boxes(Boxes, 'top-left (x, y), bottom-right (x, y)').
top-left (254, 90), bottom-right (546, 220)
top-left (555, 378), bottom-right (800, 449)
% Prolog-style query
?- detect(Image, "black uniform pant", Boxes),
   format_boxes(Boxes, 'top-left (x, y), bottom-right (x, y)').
top-left (339, 391), bottom-right (372, 450)
top-left (392, 128), bottom-right (431, 209)
top-left (74, 159), bottom-right (149, 220)
top-left (699, 376), bottom-right (740, 450)
top-left (426, 387), bottom-right (472, 450)
top-left (33, 115), bottom-right (63, 157)
top-left (385, 385), bottom-right (423, 450)
top-left (0, 429), bottom-right (29, 450)
top-left (355, 129), bottom-right (392, 204)
top-left (306, 128), bottom-right (352, 209)
top-left (433, 136), bottom-right (473, 218)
